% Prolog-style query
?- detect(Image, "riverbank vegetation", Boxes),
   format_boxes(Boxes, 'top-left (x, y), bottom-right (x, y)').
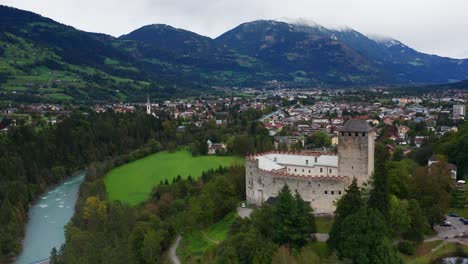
top-left (0, 112), bottom-right (163, 262)
top-left (56, 165), bottom-right (246, 263)
top-left (5, 108), bottom-right (467, 263)
top-left (1, 104), bottom-right (275, 262)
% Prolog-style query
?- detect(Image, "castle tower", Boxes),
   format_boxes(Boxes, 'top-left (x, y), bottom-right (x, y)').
top-left (338, 120), bottom-right (375, 185)
top-left (146, 94), bottom-right (151, 115)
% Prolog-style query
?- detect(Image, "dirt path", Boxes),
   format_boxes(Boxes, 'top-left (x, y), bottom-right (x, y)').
top-left (169, 235), bottom-right (182, 264)
top-left (201, 231), bottom-right (220, 244)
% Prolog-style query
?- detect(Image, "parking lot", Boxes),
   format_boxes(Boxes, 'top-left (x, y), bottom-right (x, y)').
top-left (429, 215), bottom-right (468, 245)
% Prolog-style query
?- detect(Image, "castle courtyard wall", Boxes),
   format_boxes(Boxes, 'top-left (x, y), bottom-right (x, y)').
top-left (246, 160), bottom-right (348, 214)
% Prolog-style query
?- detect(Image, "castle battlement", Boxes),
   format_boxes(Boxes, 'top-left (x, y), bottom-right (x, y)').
top-left (246, 150), bottom-right (335, 160)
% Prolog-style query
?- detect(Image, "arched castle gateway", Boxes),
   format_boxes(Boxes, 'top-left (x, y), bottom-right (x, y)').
top-left (245, 120), bottom-right (376, 214)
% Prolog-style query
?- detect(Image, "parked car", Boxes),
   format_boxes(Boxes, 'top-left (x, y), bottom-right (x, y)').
top-left (460, 217), bottom-right (465, 222)
top-left (441, 221), bottom-right (452, 227)
top-left (450, 212), bottom-right (459, 217)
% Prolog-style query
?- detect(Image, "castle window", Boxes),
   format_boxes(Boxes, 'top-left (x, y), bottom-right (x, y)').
top-left (309, 170), bottom-right (311, 173)
top-left (348, 132), bottom-right (351, 136)
top-left (331, 191), bottom-right (334, 195)
top-left (288, 168), bottom-right (290, 172)
top-left (329, 169), bottom-right (332, 173)
top-left (302, 169), bottom-right (304, 172)
top-left (339, 191), bottom-right (342, 195)
top-left (306, 159), bottom-right (309, 165)
top-left (320, 168), bottom-right (323, 173)
top-left (362, 132), bottom-right (366, 137)
top-left (315, 157), bottom-right (318, 162)
top-left (308, 181), bottom-right (311, 185)
top-left (342, 132), bottom-right (345, 136)
top-left (294, 169), bottom-right (297, 172)
top-left (274, 157), bottom-right (277, 162)
top-left (352, 166), bottom-right (354, 170)
top-left (325, 190), bottom-right (328, 194)
top-left (355, 132), bottom-right (359, 136)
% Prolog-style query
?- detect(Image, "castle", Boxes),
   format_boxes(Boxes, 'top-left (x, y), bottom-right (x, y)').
top-left (245, 120), bottom-right (375, 214)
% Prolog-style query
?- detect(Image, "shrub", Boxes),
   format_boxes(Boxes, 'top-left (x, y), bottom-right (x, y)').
top-left (398, 240), bottom-right (416, 255)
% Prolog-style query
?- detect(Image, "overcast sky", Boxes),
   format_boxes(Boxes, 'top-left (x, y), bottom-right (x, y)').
top-left (1, 0), bottom-right (468, 58)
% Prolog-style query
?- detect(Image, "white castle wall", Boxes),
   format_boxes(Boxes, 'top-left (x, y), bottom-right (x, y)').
top-left (246, 126), bottom-right (375, 214)
top-left (285, 165), bottom-right (338, 176)
top-left (246, 158), bottom-right (349, 214)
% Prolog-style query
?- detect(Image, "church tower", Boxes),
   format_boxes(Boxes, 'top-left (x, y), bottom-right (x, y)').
top-left (338, 120), bottom-right (375, 185)
top-left (146, 94), bottom-right (151, 115)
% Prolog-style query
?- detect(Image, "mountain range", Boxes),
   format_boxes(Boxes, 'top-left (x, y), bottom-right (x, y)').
top-left (0, 5), bottom-right (467, 102)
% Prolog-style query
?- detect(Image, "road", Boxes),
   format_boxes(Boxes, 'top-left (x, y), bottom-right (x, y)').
top-left (169, 235), bottom-right (181, 264)
top-left (315, 233), bottom-right (329, 242)
top-left (237, 207), bottom-right (253, 219)
top-left (258, 109), bottom-right (282, 122)
top-left (426, 215), bottom-right (468, 245)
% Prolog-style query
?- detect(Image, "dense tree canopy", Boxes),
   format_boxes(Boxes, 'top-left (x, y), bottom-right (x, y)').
top-left (328, 178), bottom-right (363, 252)
top-left (339, 207), bottom-right (403, 264)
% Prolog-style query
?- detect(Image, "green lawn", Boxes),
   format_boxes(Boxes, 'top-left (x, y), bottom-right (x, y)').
top-left (104, 150), bottom-right (243, 205)
top-left (315, 216), bottom-right (334, 234)
top-left (177, 213), bottom-right (238, 263)
top-left (404, 240), bottom-right (468, 264)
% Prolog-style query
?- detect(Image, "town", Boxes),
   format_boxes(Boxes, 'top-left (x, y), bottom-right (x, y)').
top-left (2, 87), bottom-right (466, 152)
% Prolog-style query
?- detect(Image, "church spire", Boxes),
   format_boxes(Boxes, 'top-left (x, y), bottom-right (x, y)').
top-left (146, 93), bottom-right (151, 115)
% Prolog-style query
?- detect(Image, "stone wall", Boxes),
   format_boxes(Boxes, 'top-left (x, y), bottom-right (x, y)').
top-left (246, 159), bottom-right (349, 214)
top-left (284, 165), bottom-right (338, 177)
top-left (337, 130), bottom-right (375, 185)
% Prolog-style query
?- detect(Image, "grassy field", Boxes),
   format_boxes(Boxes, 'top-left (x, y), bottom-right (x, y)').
top-left (306, 242), bottom-right (330, 260)
top-left (177, 213), bottom-right (238, 263)
top-left (104, 150), bottom-right (243, 205)
top-left (404, 240), bottom-right (468, 264)
top-left (315, 216), bottom-right (334, 233)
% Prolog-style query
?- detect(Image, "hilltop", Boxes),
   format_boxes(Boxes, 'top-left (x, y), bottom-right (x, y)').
top-left (1, 5), bottom-right (468, 102)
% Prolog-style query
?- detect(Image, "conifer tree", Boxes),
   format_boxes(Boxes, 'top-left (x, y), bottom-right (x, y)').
top-left (339, 207), bottom-right (402, 264)
top-left (292, 191), bottom-right (316, 248)
top-left (368, 143), bottom-right (391, 219)
top-left (272, 185), bottom-right (316, 249)
top-left (272, 185), bottom-right (295, 249)
top-left (328, 178), bottom-right (363, 252)
top-left (50, 247), bottom-right (59, 264)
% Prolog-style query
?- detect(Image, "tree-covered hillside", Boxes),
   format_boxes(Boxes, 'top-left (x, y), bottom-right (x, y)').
top-left (1, 5), bottom-right (468, 103)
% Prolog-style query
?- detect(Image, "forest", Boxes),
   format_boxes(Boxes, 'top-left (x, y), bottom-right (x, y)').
top-left (0, 112), bottom-right (163, 261)
top-left (0, 104), bottom-right (275, 263)
top-left (50, 122), bottom-right (467, 263)
top-left (2, 106), bottom-right (467, 263)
